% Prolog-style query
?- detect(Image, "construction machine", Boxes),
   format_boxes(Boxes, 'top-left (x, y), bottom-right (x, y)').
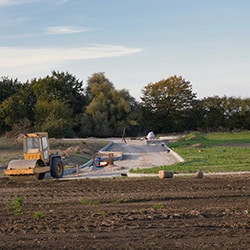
top-left (4, 132), bottom-right (64, 180)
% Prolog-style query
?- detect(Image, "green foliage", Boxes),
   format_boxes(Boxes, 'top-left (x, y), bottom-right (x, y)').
top-left (0, 82), bottom-right (37, 133)
top-left (0, 77), bottom-right (22, 104)
top-left (141, 75), bottom-right (197, 132)
top-left (152, 203), bottom-right (164, 210)
top-left (201, 96), bottom-right (250, 130)
top-left (33, 211), bottom-right (44, 219)
top-left (8, 197), bottom-right (23, 215)
top-left (31, 71), bottom-right (85, 115)
top-left (0, 93), bottom-right (27, 129)
top-left (81, 72), bottom-right (139, 137)
top-left (34, 99), bottom-right (74, 137)
top-left (0, 70), bottom-right (250, 137)
top-left (0, 71), bottom-right (85, 137)
top-left (79, 198), bottom-right (98, 205)
top-left (110, 198), bottom-right (130, 204)
top-left (0, 84), bottom-right (29, 133)
top-left (31, 71), bottom-right (86, 137)
top-left (97, 210), bottom-right (107, 217)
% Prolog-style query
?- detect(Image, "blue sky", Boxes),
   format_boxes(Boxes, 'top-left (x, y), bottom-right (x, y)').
top-left (0, 0), bottom-right (249, 100)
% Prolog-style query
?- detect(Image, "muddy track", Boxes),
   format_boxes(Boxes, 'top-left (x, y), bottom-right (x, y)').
top-left (0, 175), bottom-right (249, 249)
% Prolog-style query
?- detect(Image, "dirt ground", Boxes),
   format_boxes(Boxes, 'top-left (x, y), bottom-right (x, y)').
top-left (0, 137), bottom-right (249, 249)
top-left (0, 174), bottom-right (249, 249)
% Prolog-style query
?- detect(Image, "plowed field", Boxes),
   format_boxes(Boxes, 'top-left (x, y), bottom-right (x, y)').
top-left (0, 175), bottom-right (249, 249)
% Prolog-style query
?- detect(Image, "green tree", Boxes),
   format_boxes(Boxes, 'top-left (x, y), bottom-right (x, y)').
top-left (185, 99), bottom-right (206, 131)
top-left (219, 96), bottom-right (249, 130)
top-left (0, 83), bottom-right (35, 134)
top-left (31, 71), bottom-right (85, 115)
top-left (201, 96), bottom-right (250, 131)
top-left (222, 97), bottom-right (243, 129)
top-left (0, 71), bottom-right (85, 137)
top-left (30, 71), bottom-right (85, 136)
top-left (241, 98), bottom-right (250, 129)
top-left (81, 72), bottom-right (139, 137)
top-left (34, 99), bottom-right (74, 137)
top-left (141, 75), bottom-right (197, 132)
top-left (0, 77), bottom-right (21, 104)
top-left (0, 95), bottom-right (27, 130)
top-left (201, 96), bottom-right (227, 130)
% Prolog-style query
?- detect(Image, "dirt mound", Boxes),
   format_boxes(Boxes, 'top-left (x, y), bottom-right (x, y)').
top-left (63, 146), bottom-right (92, 156)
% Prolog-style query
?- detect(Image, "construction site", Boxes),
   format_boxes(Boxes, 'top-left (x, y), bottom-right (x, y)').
top-left (0, 135), bottom-right (249, 249)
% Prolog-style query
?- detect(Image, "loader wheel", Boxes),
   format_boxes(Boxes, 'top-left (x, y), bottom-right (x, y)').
top-left (51, 158), bottom-right (64, 178)
top-left (37, 173), bottom-right (46, 180)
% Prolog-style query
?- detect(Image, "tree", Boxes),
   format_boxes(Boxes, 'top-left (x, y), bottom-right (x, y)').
top-left (0, 77), bottom-right (21, 104)
top-left (81, 72), bottom-right (139, 137)
top-left (185, 99), bottom-right (206, 131)
top-left (31, 71), bottom-right (85, 116)
top-left (201, 96), bottom-right (228, 131)
top-left (0, 71), bottom-right (85, 136)
top-left (241, 98), bottom-right (250, 129)
top-left (0, 83), bottom-right (35, 134)
top-left (222, 97), bottom-right (244, 129)
top-left (34, 99), bottom-right (74, 138)
top-left (141, 75), bottom-right (197, 132)
top-left (201, 96), bottom-right (250, 131)
top-left (30, 71), bottom-right (86, 136)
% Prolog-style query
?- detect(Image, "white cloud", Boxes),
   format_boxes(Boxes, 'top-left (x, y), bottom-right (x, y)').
top-left (0, 44), bottom-right (143, 82)
top-left (0, 0), bottom-right (37, 6)
top-left (0, 26), bottom-right (89, 40)
top-left (0, 45), bottom-right (142, 69)
top-left (0, 0), bottom-right (65, 6)
top-left (57, 0), bottom-right (68, 3)
top-left (45, 26), bottom-right (89, 35)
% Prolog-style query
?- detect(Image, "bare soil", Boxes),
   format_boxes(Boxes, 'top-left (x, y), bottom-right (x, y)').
top-left (0, 175), bottom-right (249, 249)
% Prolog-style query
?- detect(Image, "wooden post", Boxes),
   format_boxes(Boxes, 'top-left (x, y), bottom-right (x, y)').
top-left (108, 153), bottom-right (114, 165)
top-left (75, 164), bottom-right (79, 176)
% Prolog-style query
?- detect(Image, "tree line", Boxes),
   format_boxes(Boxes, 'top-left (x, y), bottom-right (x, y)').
top-left (0, 71), bottom-right (249, 138)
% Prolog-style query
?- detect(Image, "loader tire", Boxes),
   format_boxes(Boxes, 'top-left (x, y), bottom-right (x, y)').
top-left (51, 158), bottom-right (64, 178)
top-left (37, 173), bottom-right (46, 180)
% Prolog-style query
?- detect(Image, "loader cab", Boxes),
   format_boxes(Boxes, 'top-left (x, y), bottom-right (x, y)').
top-left (23, 133), bottom-right (50, 164)
top-left (25, 137), bottom-right (39, 153)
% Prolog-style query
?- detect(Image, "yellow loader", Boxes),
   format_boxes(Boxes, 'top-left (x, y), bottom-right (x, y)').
top-left (4, 132), bottom-right (64, 180)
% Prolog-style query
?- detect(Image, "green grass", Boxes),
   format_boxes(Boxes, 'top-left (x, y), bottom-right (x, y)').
top-left (8, 197), bottom-right (23, 215)
top-left (205, 131), bottom-right (250, 142)
top-left (130, 131), bottom-right (250, 174)
top-left (152, 203), bottom-right (164, 210)
top-left (79, 198), bottom-right (99, 205)
top-left (33, 211), bottom-right (44, 219)
top-left (170, 131), bottom-right (250, 147)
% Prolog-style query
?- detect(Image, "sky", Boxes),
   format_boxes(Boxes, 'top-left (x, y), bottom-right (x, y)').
top-left (0, 0), bottom-right (250, 101)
